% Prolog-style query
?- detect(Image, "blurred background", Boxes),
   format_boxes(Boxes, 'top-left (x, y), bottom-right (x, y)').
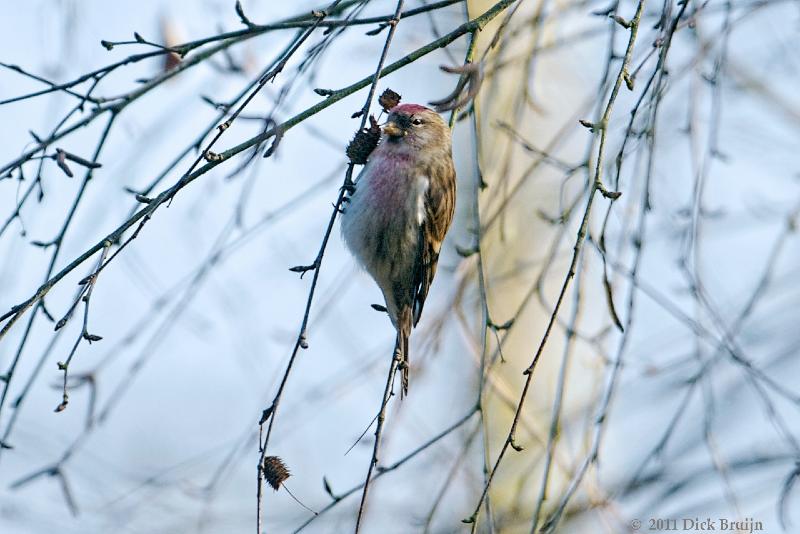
top-left (1, 0), bottom-right (799, 533)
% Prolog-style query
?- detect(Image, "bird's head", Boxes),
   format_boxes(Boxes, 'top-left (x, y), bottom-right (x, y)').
top-left (381, 104), bottom-right (450, 153)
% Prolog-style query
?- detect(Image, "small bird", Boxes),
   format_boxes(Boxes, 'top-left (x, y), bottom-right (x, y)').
top-left (341, 103), bottom-right (456, 395)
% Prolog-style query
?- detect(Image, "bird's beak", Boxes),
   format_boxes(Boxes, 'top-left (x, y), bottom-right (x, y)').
top-left (382, 122), bottom-right (405, 138)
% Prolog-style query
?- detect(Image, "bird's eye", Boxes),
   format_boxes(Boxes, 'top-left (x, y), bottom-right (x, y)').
top-left (412, 118), bottom-right (423, 125)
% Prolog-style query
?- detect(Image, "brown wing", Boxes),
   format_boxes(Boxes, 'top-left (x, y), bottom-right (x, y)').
top-left (412, 161), bottom-right (456, 326)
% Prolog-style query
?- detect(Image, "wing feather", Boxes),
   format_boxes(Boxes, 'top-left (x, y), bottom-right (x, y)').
top-left (412, 160), bottom-right (456, 326)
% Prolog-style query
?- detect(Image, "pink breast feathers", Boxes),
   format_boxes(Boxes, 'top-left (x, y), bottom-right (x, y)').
top-left (364, 151), bottom-right (414, 215)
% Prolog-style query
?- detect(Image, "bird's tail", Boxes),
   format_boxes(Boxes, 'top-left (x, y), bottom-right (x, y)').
top-left (396, 308), bottom-right (412, 397)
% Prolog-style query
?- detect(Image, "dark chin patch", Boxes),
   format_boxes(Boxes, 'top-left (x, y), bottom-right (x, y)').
top-left (394, 114), bottom-right (413, 130)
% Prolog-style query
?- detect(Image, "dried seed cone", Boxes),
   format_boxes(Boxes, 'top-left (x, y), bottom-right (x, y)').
top-left (378, 88), bottom-right (401, 112)
top-left (262, 456), bottom-right (290, 491)
top-left (346, 116), bottom-right (380, 164)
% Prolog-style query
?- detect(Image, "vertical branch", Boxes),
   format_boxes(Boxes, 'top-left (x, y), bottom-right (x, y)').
top-left (540, 1), bottom-right (696, 524)
top-left (350, 2), bottom-right (409, 530)
top-left (529, 253), bottom-right (585, 532)
top-left (463, 0), bottom-right (647, 528)
top-left (353, 346), bottom-right (400, 532)
top-left (256, 1), bottom-right (410, 531)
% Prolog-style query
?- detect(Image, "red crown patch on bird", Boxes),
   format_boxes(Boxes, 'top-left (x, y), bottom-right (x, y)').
top-left (390, 103), bottom-right (430, 114)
